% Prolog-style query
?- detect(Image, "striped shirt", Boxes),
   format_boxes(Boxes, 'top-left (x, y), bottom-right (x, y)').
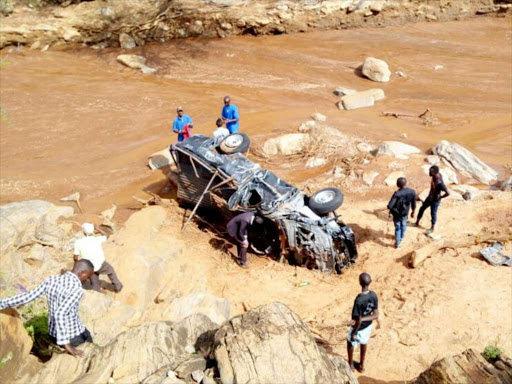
top-left (0, 272), bottom-right (85, 345)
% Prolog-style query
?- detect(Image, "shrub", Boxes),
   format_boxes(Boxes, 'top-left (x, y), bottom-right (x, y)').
top-left (483, 340), bottom-right (502, 361)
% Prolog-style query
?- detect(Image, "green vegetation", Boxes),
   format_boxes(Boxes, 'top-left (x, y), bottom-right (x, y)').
top-left (0, 352), bottom-right (13, 370)
top-left (483, 339), bottom-right (502, 361)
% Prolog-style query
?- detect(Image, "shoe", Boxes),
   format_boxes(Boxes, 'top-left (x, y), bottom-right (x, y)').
top-left (239, 262), bottom-right (248, 269)
top-left (395, 244), bottom-right (401, 249)
top-left (425, 228), bottom-right (433, 235)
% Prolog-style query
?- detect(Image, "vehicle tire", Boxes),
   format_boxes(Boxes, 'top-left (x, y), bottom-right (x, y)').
top-left (308, 188), bottom-right (344, 215)
top-left (219, 133), bottom-right (251, 154)
top-left (335, 242), bottom-right (351, 274)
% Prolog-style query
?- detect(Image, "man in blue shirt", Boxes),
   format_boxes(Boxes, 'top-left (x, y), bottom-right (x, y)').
top-left (173, 106), bottom-right (193, 142)
top-left (221, 96), bottom-right (240, 134)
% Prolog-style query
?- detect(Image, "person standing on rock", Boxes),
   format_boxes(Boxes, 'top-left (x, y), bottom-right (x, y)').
top-left (387, 177), bottom-right (416, 248)
top-left (0, 259), bottom-right (95, 356)
top-left (226, 211), bottom-right (264, 268)
top-left (221, 96), bottom-right (240, 134)
top-left (73, 223), bottom-right (123, 293)
top-left (347, 272), bottom-right (379, 373)
top-left (172, 106), bottom-right (194, 142)
top-left (415, 165), bottom-right (449, 233)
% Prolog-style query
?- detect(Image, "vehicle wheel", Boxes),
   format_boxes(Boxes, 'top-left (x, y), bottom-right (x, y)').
top-left (219, 133), bottom-right (251, 154)
top-left (308, 187), bottom-right (344, 215)
top-left (335, 242), bottom-right (351, 274)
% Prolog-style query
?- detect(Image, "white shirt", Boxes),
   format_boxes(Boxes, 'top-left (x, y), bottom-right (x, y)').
top-left (213, 127), bottom-right (230, 139)
top-left (73, 235), bottom-right (107, 272)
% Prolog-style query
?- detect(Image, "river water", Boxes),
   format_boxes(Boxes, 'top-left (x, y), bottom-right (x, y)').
top-left (0, 17), bottom-right (510, 211)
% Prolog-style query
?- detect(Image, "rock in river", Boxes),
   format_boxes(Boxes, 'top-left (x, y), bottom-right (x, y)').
top-left (362, 57), bottom-right (391, 82)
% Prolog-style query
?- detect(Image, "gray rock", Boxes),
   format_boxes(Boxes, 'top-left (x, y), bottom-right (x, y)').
top-left (340, 92), bottom-right (375, 110)
top-left (431, 140), bottom-right (498, 185)
top-left (384, 171), bottom-right (405, 186)
top-left (500, 175), bottom-right (512, 191)
top-left (213, 302), bottom-right (357, 384)
top-left (376, 141), bottom-right (421, 158)
top-left (119, 33), bottom-right (136, 49)
top-left (306, 157), bottom-right (327, 168)
top-left (362, 57), bottom-right (391, 82)
top-left (202, 368), bottom-right (217, 384)
top-left (311, 112), bottom-right (327, 122)
top-left (175, 356), bottom-right (207, 380)
top-left (262, 133), bottom-right (311, 156)
top-left (191, 370), bottom-right (205, 383)
top-left (356, 142), bottom-right (375, 153)
top-left (362, 171), bottom-right (379, 186)
top-left (425, 155), bottom-right (441, 165)
top-left (117, 54), bottom-right (157, 74)
top-left (149, 148), bottom-right (174, 170)
top-left (333, 87), bottom-right (357, 96)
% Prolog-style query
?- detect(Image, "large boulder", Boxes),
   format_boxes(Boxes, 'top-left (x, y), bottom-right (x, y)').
top-left (376, 141), bottom-right (422, 158)
top-left (148, 148), bottom-right (175, 170)
top-left (79, 291), bottom-right (140, 345)
top-left (362, 57), bottom-right (391, 82)
top-left (117, 54), bottom-right (157, 74)
top-left (0, 201), bottom-right (74, 254)
top-left (413, 348), bottom-right (512, 384)
top-left (30, 314), bottom-right (218, 384)
top-left (161, 292), bottom-right (231, 326)
top-left (262, 133), bottom-right (311, 156)
top-left (431, 141), bottom-right (498, 185)
top-left (0, 309), bottom-right (41, 383)
top-left (213, 302), bottom-right (357, 384)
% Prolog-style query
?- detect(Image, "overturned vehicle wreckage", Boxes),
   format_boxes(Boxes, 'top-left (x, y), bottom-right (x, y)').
top-left (171, 133), bottom-right (357, 273)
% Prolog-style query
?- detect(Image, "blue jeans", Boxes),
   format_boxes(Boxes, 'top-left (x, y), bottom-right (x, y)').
top-left (417, 199), bottom-right (441, 226)
top-left (393, 216), bottom-right (408, 246)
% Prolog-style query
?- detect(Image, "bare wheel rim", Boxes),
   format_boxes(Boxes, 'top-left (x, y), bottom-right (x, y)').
top-left (314, 190), bottom-right (335, 204)
top-left (224, 134), bottom-right (243, 148)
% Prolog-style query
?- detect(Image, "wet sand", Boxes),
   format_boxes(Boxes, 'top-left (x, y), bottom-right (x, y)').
top-left (0, 17), bottom-right (511, 211)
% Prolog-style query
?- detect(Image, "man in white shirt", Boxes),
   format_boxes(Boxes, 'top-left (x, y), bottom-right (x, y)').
top-left (74, 223), bottom-right (123, 293)
top-left (213, 118), bottom-right (230, 140)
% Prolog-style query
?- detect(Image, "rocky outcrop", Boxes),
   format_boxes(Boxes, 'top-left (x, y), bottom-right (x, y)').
top-left (413, 348), bottom-right (512, 384)
top-left (0, 200), bottom-right (74, 254)
top-left (30, 314), bottom-right (218, 384)
top-left (0, 309), bottom-right (41, 383)
top-left (362, 57), bottom-right (391, 82)
top-left (0, 0), bottom-right (509, 49)
top-left (213, 302), bottom-right (357, 384)
top-left (431, 140), bottom-right (498, 185)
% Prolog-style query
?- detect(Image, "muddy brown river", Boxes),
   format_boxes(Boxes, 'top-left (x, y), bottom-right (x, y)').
top-left (0, 17), bottom-right (510, 211)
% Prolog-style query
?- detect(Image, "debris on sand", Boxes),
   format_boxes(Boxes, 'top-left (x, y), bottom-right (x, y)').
top-left (60, 191), bottom-right (82, 212)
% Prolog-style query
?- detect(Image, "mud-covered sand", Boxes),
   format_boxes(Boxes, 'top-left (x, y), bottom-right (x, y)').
top-left (1, 17), bottom-right (511, 383)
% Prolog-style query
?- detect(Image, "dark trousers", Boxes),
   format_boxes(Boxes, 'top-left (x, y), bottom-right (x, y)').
top-left (235, 240), bottom-right (248, 264)
top-left (417, 199), bottom-right (441, 226)
top-left (50, 328), bottom-right (93, 347)
top-left (90, 261), bottom-right (123, 293)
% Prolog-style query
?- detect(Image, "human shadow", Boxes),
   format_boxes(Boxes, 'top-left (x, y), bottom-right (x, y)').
top-left (363, 208), bottom-right (391, 223)
top-left (347, 222), bottom-right (395, 248)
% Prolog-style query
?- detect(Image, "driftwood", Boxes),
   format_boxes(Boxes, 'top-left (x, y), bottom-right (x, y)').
top-left (381, 108), bottom-right (435, 126)
top-left (410, 233), bottom-right (510, 268)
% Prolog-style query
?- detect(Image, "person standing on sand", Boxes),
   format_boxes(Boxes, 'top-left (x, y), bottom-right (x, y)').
top-left (415, 165), bottom-right (449, 233)
top-left (221, 96), bottom-right (240, 134)
top-left (172, 106), bottom-right (194, 142)
top-left (0, 260), bottom-right (95, 356)
top-left (387, 177), bottom-right (416, 248)
top-left (347, 272), bottom-right (379, 373)
top-left (226, 211), bottom-right (264, 269)
top-left (74, 223), bottom-right (123, 293)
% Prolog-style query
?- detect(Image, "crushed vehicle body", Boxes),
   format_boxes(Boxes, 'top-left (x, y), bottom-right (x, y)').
top-left (171, 134), bottom-right (357, 273)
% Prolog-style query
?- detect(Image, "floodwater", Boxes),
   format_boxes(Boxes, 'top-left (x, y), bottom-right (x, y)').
top-left (0, 17), bottom-right (511, 211)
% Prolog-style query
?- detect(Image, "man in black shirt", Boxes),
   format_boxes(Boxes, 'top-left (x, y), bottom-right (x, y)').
top-left (226, 212), bottom-right (264, 268)
top-left (415, 166), bottom-right (449, 233)
top-left (387, 177), bottom-right (416, 248)
top-left (347, 273), bottom-right (379, 373)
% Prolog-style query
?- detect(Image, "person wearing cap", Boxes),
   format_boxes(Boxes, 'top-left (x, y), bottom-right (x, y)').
top-left (172, 107), bottom-right (194, 142)
top-left (73, 223), bottom-right (123, 293)
top-left (221, 96), bottom-right (240, 134)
